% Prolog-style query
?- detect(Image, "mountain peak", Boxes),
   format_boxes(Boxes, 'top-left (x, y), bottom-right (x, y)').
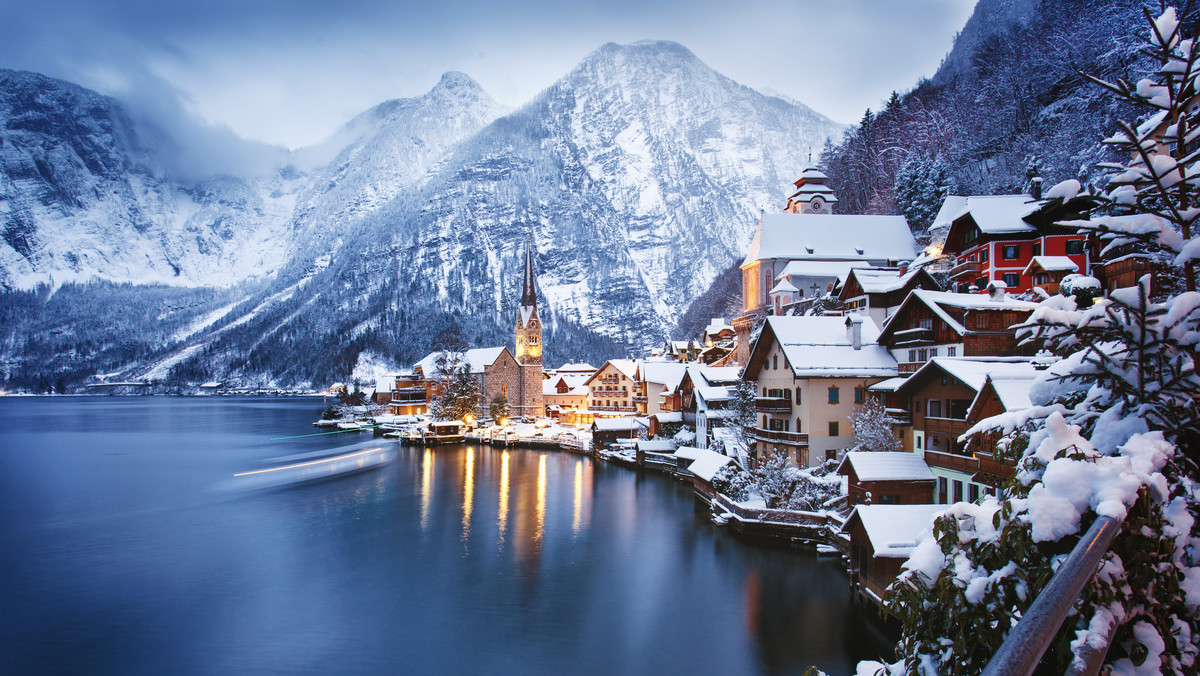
top-left (432, 71), bottom-right (486, 95)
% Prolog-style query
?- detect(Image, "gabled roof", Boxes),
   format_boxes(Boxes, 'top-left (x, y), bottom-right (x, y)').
top-left (839, 266), bottom-right (941, 300)
top-left (556, 362), bottom-right (598, 374)
top-left (837, 451), bottom-right (936, 482)
top-left (842, 504), bottom-right (946, 558)
top-left (592, 418), bottom-right (641, 431)
top-left (747, 316), bottom-right (897, 378)
top-left (949, 195), bottom-right (1041, 236)
top-left (586, 359), bottom-right (639, 386)
top-left (683, 447), bottom-right (735, 482)
top-left (415, 347), bottom-right (508, 377)
top-left (638, 362), bottom-right (689, 390)
top-left (878, 289), bottom-right (1037, 341)
top-left (1023, 255), bottom-right (1079, 276)
top-left (895, 357), bottom-right (1042, 397)
top-left (776, 260), bottom-right (859, 282)
top-left (769, 277), bottom-right (799, 294)
top-left (743, 213), bottom-right (917, 267)
top-left (703, 318), bottom-right (734, 337)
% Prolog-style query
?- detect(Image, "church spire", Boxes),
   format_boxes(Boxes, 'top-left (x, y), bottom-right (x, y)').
top-left (521, 234), bottom-right (537, 309)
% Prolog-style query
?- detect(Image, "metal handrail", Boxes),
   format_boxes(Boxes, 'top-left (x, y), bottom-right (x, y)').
top-left (981, 515), bottom-right (1122, 676)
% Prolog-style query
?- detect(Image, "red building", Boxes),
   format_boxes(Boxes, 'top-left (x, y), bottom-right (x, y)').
top-left (942, 192), bottom-right (1093, 294)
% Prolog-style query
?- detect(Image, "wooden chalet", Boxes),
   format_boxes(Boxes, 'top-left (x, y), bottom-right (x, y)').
top-left (838, 265), bottom-right (942, 329)
top-left (877, 287), bottom-right (1038, 374)
top-left (837, 451), bottom-right (935, 507)
top-left (843, 504), bottom-right (945, 607)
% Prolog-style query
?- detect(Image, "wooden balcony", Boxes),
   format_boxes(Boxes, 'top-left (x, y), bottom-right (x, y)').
top-left (891, 327), bottom-right (934, 346)
top-left (924, 416), bottom-right (969, 439)
top-left (950, 260), bottom-right (984, 280)
top-left (631, 394), bottom-right (648, 404)
top-left (755, 397), bottom-right (792, 413)
top-left (749, 428), bottom-right (809, 446)
top-left (923, 449), bottom-right (979, 474)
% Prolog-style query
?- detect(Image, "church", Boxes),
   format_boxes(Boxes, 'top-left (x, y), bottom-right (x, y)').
top-left (412, 236), bottom-right (545, 420)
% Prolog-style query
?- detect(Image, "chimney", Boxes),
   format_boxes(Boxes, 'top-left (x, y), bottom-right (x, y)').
top-left (988, 280), bottom-right (1008, 301)
top-left (845, 315), bottom-right (863, 350)
top-left (1030, 177), bottom-right (1043, 200)
top-left (898, 260), bottom-right (909, 275)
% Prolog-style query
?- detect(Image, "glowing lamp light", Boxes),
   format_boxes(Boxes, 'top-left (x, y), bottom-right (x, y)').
top-left (463, 413), bottom-right (475, 425)
top-left (498, 417), bottom-right (509, 427)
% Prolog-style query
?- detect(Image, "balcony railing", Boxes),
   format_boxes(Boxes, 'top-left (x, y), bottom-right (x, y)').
top-left (631, 394), bottom-right (647, 403)
top-left (749, 428), bottom-right (809, 445)
top-left (891, 327), bottom-right (934, 346)
top-left (755, 397), bottom-right (792, 413)
top-left (925, 416), bottom-right (970, 438)
top-left (923, 449), bottom-right (978, 474)
top-left (589, 405), bottom-right (635, 412)
top-left (950, 260), bottom-right (984, 279)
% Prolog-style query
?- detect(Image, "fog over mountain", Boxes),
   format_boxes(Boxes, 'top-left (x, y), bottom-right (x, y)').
top-left (0, 41), bottom-right (843, 389)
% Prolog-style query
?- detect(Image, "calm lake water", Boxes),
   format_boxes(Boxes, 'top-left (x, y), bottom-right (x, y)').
top-left (0, 396), bottom-right (893, 675)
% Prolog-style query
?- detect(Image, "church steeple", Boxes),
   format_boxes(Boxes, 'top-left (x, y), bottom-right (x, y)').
top-left (521, 234), bottom-right (537, 310)
top-left (515, 235), bottom-right (542, 366)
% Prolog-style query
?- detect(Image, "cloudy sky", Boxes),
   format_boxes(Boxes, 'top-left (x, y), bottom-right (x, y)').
top-left (4, 0), bottom-right (978, 150)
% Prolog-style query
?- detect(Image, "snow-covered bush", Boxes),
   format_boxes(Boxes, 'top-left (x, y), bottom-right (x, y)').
top-left (712, 464), bottom-right (754, 502)
top-left (876, 11), bottom-right (1200, 674)
top-left (751, 451), bottom-right (843, 511)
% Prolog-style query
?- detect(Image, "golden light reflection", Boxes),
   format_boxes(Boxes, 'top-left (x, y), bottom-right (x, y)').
top-left (573, 460), bottom-right (583, 534)
top-left (421, 449), bottom-right (433, 531)
top-left (498, 451), bottom-right (510, 543)
top-left (535, 454), bottom-right (547, 543)
top-left (462, 447), bottom-right (475, 538)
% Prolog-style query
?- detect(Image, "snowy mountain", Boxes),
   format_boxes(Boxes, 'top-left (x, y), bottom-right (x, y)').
top-left (0, 69), bottom-right (301, 290)
top-left (0, 42), bottom-right (842, 389)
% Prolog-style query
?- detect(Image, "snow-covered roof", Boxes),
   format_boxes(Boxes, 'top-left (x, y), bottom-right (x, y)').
top-left (988, 376), bottom-right (1035, 411)
top-left (907, 357), bottom-right (1042, 394)
top-left (685, 447), bottom-right (735, 482)
top-left (743, 213), bottom-right (917, 266)
top-left (776, 260), bottom-right (860, 282)
top-left (703, 318), bottom-right (733, 337)
top-left (844, 504), bottom-right (946, 558)
top-left (556, 362), bottom-right (597, 373)
top-left (931, 195), bottom-right (969, 232)
top-left (596, 358), bottom-right (639, 381)
top-left (838, 451), bottom-right (935, 482)
top-left (885, 289), bottom-right (1037, 336)
top-left (951, 195), bottom-right (1040, 235)
top-left (674, 446), bottom-right (705, 460)
top-left (690, 365), bottom-right (742, 385)
top-left (868, 376), bottom-right (909, 392)
top-left (1023, 255), bottom-right (1080, 276)
top-left (760, 316), bottom-right (898, 378)
top-left (636, 440), bottom-right (677, 452)
top-left (593, 418), bottom-right (641, 431)
top-left (415, 347), bottom-right (507, 376)
top-left (769, 277), bottom-right (799, 294)
top-left (697, 385), bottom-right (732, 402)
top-left (652, 411), bottom-right (684, 423)
top-left (845, 267), bottom-right (924, 294)
top-left (639, 362), bottom-right (688, 390)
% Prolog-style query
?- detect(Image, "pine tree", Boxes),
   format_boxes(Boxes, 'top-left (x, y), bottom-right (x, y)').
top-left (875, 9), bottom-right (1200, 674)
top-left (894, 151), bottom-right (956, 240)
top-left (489, 392), bottom-right (510, 421)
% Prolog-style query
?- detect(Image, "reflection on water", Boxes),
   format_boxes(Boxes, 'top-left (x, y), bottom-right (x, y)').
top-left (462, 447), bottom-right (474, 541)
top-left (0, 397), bottom-right (895, 676)
top-left (498, 450), bottom-right (510, 544)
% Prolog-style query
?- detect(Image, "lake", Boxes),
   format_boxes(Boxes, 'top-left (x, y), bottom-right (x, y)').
top-left (0, 396), bottom-right (893, 675)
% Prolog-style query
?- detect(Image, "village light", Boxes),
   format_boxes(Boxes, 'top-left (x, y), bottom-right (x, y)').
top-left (463, 413), bottom-right (474, 425)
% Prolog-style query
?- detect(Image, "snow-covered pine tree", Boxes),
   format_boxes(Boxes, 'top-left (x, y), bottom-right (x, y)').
top-left (871, 9), bottom-right (1200, 675)
top-left (850, 396), bottom-right (902, 453)
top-left (431, 351), bottom-right (481, 421)
top-left (894, 152), bottom-right (956, 240)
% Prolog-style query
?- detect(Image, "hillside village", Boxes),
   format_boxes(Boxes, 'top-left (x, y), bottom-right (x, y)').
top-left (352, 139), bottom-right (1169, 611)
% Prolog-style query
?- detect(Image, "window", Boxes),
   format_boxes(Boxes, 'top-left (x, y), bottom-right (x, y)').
top-left (501, 384), bottom-right (508, 397)
top-left (828, 421), bottom-right (840, 436)
top-left (795, 387), bottom-right (802, 404)
top-left (1002, 245), bottom-right (1019, 259)
top-left (795, 417), bottom-right (801, 432)
top-left (928, 400), bottom-right (943, 417)
top-left (953, 481), bottom-right (964, 503)
top-left (938, 477), bottom-right (948, 503)
top-left (948, 346), bottom-right (957, 357)
top-left (916, 435), bottom-right (923, 449)
top-left (772, 355), bottom-right (778, 370)
top-left (919, 318), bottom-right (933, 330)
top-left (879, 494), bottom-right (900, 505)
top-left (854, 388), bottom-right (864, 404)
top-left (981, 248), bottom-right (989, 262)
top-left (918, 348), bottom-right (928, 362)
top-left (968, 484), bottom-right (980, 503)
top-left (1003, 272), bottom-right (1020, 287)
top-left (1032, 242), bottom-right (1042, 256)
top-left (769, 418), bottom-right (786, 431)
top-left (908, 349), bottom-right (917, 362)
top-left (762, 415), bottom-right (767, 427)
top-left (828, 387), bottom-right (839, 404)
top-left (930, 347), bottom-right (938, 358)
top-left (1065, 240), bottom-right (1084, 255)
